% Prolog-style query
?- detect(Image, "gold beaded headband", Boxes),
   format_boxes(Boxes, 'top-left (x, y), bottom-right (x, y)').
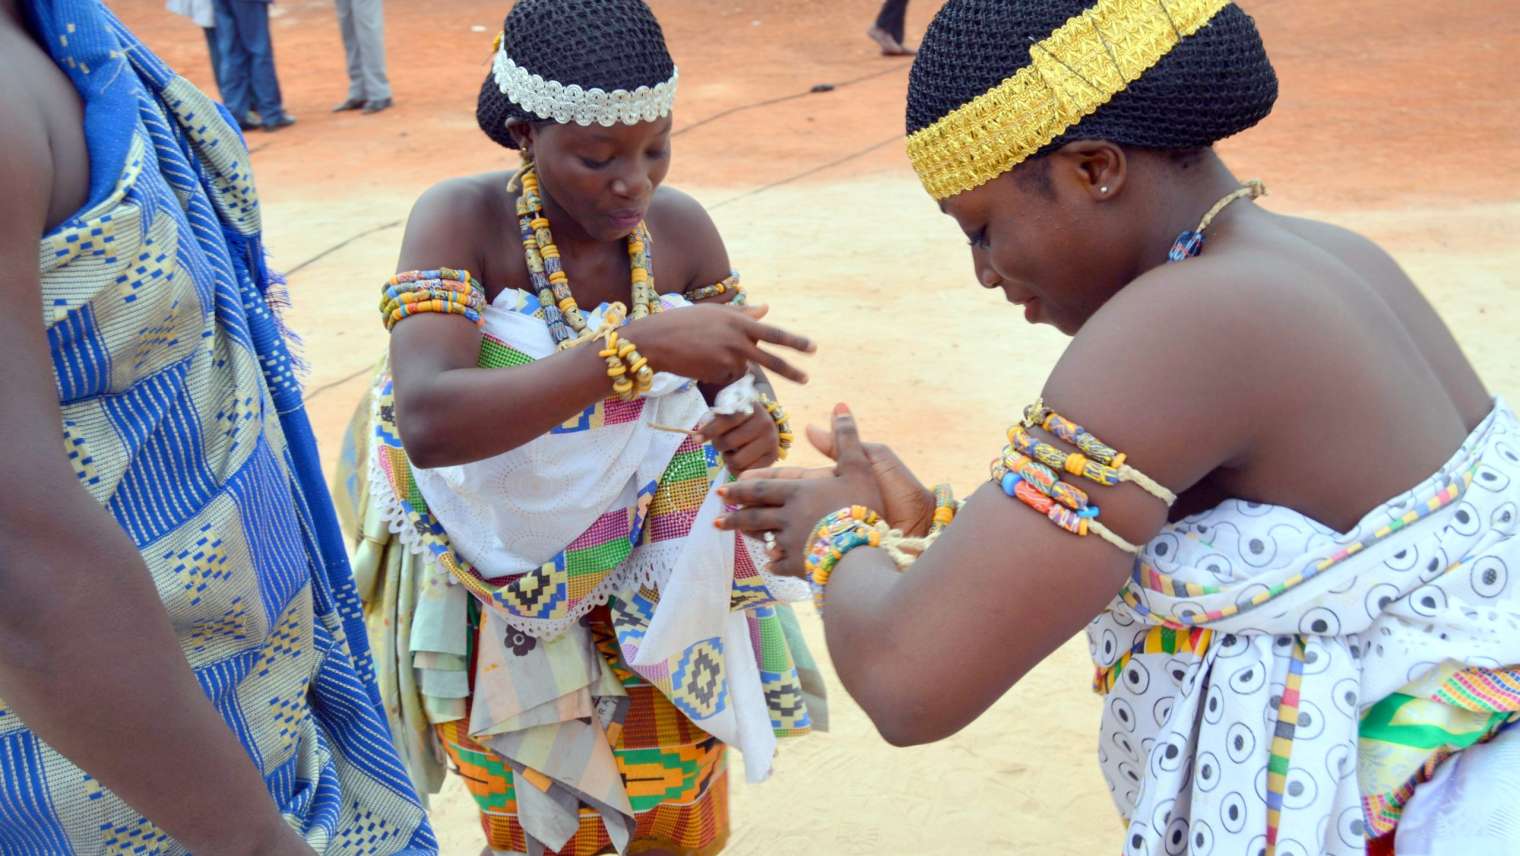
top-left (906, 0), bottom-right (1231, 201)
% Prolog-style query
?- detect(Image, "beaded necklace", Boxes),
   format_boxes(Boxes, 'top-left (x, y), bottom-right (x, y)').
top-left (1169, 179), bottom-right (1266, 261)
top-left (515, 164), bottom-right (658, 350)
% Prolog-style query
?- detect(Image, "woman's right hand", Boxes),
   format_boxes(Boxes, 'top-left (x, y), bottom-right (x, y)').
top-left (626, 304), bottom-right (814, 386)
top-left (739, 412), bottom-right (937, 538)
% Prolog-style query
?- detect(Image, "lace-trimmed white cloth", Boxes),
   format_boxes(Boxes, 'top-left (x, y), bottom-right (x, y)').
top-left (493, 43), bottom-right (678, 127)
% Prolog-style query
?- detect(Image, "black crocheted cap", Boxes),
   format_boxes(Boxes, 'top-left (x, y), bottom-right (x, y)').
top-left (477, 0), bottom-right (676, 149)
top-left (906, 0), bottom-right (1277, 155)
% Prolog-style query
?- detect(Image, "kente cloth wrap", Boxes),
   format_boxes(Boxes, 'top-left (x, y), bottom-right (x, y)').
top-left (4, 2), bottom-right (434, 852)
top-left (431, 609), bottom-right (736, 856)
top-left (1090, 399), bottom-right (1520, 856)
top-left (335, 288), bottom-right (824, 854)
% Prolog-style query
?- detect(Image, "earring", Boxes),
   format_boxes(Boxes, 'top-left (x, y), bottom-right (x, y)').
top-left (1100, 186), bottom-right (1110, 194)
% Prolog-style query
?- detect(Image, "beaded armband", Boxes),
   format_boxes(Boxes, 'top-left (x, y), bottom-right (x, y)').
top-left (803, 506), bottom-right (883, 611)
top-left (591, 303), bottom-right (654, 402)
top-left (379, 268), bottom-right (486, 331)
top-left (683, 273), bottom-right (745, 305)
top-left (989, 401), bottom-right (1175, 554)
top-left (759, 393), bottom-right (794, 460)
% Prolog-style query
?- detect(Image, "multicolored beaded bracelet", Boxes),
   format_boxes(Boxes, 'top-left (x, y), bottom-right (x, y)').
top-left (759, 393), bottom-right (794, 460)
top-left (798, 490), bottom-right (965, 608)
top-left (684, 273), bottom-right (745, 305)
top-left (803, 506), bottom-right (883, 611)
top-left (380, 268), bottom-right (486, 331)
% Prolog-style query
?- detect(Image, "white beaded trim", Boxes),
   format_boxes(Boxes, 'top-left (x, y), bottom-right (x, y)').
top-left (492, 42), bottom-right (678, 127)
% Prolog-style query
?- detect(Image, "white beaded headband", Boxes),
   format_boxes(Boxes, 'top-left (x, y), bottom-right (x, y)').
top-left (492, 34), bottom-right (679, 127)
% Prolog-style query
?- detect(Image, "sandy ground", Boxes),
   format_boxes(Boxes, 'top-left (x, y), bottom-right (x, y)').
top-left (109, 0), bottom-right (1520, 852)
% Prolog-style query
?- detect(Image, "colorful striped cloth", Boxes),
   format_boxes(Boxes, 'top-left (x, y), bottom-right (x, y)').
top-left (4, 1), bottom-right (433, 851)
top-left (337, 288), bottom-right (823, 854)
top-left (1090, 399), bottom-right (1520, 855)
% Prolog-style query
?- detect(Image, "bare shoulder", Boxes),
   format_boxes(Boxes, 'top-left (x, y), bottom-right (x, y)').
top-left (1056, 251), bottom-right (1297, 419)
top-left (1043, 254), bottom-right (1296, 513)
top-left (397, 171), bottom-right (515, 284)
top-left (648, 185), bottom-right (714, 229)
top-left (648, 185), bottom-right (731, 291)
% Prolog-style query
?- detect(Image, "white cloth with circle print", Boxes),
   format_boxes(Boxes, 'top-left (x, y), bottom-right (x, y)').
top-left (1090, 398), bottom-right (1520, 856)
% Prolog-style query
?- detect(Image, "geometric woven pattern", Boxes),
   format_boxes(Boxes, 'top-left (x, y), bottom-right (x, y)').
top-left (436, 680), bottom-right (729, 856)
top-left (8, 2), bottom-right (434, 851)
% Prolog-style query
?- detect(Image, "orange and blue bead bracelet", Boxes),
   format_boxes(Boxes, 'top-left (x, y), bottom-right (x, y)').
top-left (804, 506), bottom-right (883, 611)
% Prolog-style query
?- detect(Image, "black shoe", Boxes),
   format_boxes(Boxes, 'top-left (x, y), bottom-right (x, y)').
top-left (263, 114), bottom-right (297, 131)
top-left (362, 97), bottom-right (393, 114)
top-left (332, 97), bottom-right (366, 112)
top-left (238, 119), bottom-right (259, 132)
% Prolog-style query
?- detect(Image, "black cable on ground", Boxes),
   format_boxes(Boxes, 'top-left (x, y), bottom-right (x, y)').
top-left (283, 220), bottom-right (402, 277)
top-left (710, 134), bottom-right (899, 210)
top-left (305, 363), bottom-right (373, 402)
top-left (672, 63), bottom-right (907, 138)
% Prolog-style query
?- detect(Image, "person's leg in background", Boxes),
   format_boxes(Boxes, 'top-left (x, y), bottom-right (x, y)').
top-left (353, 0), bottom-right (392, 113)
top-left (333, 0), bottom-right (392, 113)
top-left (332, 0), bottom-right (365, 111)
top-left (212, 0), bottom-right (254, 129)
top-left (229, 0), bottom-right (294, 130)
top-left (867, 0), bottom-right (913, 56)
top-left (201, 26), bottom-right (225, 97)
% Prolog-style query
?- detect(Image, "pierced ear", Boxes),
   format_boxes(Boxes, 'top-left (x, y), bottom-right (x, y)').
top-left (1056, 140), bottom-right (1127, 200)
top-left (506, 119), bottom-right (535, 155)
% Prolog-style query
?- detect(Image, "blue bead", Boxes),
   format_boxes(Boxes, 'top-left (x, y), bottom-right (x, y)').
top-left (1078, 505), bottom-right (1101, 519)
top-left (1168, 231), bottom-right (1205, 262)
top-left (1000, 472), bottom-right (1021, 496)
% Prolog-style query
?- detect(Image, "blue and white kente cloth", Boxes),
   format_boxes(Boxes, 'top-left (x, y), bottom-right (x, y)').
top-left (0, 1), bottom-right (434, 852)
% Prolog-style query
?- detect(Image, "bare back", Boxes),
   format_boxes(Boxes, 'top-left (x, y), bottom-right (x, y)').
top-left (1073, 204), bottom-right (1491, 534)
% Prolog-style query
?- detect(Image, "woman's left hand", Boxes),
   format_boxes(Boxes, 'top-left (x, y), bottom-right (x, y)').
top-left (716, 404), bottom-right (885, 577)
top-left (699, 407), bottom-right (781, 474)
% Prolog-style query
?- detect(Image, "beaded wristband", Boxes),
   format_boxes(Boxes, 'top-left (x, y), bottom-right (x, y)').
top-left (803, 506), bottom-right (883, 611)
top-left (684, 273), bottom-right (745, 305)
top-left (380, 268), bottom-right (486, 331)
top-left (929, 483), bottom-right (959, 535)
top-left (593, 303), bottom-right (655, 402)
top-left (759, 393), bottom-right (794, 460)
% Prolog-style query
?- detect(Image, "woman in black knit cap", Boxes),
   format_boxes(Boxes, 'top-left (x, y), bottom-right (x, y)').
top-left (336, 1), bottom-right (825, 854)
top-left (719, 1), bottom-right (1520, 854)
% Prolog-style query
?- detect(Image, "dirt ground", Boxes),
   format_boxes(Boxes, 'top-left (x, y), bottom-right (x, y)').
top-left (112, 0), bottom-right (1520, 853)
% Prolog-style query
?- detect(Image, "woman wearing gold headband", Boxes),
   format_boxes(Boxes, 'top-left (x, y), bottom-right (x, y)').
top-left (333, 1), bottom-right (826, 854)
top-left (718, 1), bottom-right (1520, 854)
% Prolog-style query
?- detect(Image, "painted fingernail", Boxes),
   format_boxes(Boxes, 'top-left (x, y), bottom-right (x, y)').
top-left (716, 486), bottom-right (729, 498)
top-left (713, 517), bottom-right (726, 529)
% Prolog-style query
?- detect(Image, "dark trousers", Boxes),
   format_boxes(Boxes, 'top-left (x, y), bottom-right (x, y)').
top-left (874, 0), bottom-right (909, 42)
top-left (202, 27), bottom-right (226, 101)
top-left (214, 0), bottom-right (286, 124)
